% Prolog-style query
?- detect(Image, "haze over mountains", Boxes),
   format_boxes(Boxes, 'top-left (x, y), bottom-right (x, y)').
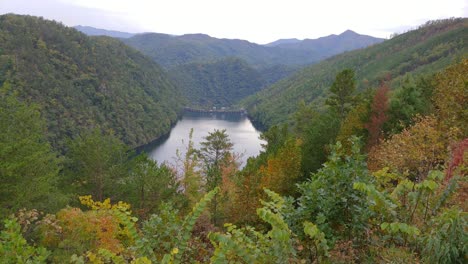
top-left (74, 25), bottom-right (136, 38)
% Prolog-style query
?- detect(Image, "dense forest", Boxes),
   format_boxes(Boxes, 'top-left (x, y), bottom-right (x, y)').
top-left (0, 14), bottom-right (184, 149)
top-left (0, 14), bottom-right (467, 263)
top-left (242, 18), bottom-right (467, 127)
top-left (168, 58), bottom-right (265, 107)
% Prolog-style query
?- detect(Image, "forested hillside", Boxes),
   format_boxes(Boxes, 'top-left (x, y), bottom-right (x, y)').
top-left (0, 14), bottom-right (184, 148)
top-left (243, 18), bottom-right (467, 127)
top-left (0, 14), bottom-right (466, 263)
top-left (168, 57), bottom-right (265, 107)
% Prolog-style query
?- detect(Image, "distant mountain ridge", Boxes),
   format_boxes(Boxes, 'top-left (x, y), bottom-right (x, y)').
top-left (74, 25), bottom-right (136, 38)
top-left (264, 38), bottom-right (301, 47)
top-left (121, 30), bottom-right (385, 68)
top-left (267, 30), bottom-right (385, 60)
top-left (265, 30), bottom-right (384, 49)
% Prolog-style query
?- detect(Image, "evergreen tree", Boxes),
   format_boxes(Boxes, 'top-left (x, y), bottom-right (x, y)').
top-left (63, 129), bottom-right (129, 201)
top-left (0, 83), bottom-right (63, 216)
top-left (326, 69), bottom-right (356, 120)
top-left (199, 129), bottom-right (234, 225)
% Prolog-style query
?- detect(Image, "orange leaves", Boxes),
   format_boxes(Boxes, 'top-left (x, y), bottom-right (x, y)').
top-left (55, 207), bottom-right (124, 254)
top-left (36, 196), bottom-right (137, 257)
top-left (259, 139), bottom-right (302, 196)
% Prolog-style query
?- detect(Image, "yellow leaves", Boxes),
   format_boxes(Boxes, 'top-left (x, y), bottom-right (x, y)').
top-left (171, 248), bottom-right (179, 254)
top-left (79, 195), bottom-right (111, 210)
top-left (433, 59), bottom-right (468, 137)
top-left (368, 115), bottom-right (448, 180)
top-left (79, 195), bottom-right (132, 212)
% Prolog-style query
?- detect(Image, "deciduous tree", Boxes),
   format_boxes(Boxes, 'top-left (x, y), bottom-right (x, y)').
top-left (365, 81), bottom-right (389, 149)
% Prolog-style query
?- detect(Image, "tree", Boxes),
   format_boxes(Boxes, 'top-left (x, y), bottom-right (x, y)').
top-left (199, 129), bottom-right (234, 190)
top-left (368, 115), bottom-right (447, 181)
top-left (336, 101), bottom-right (371, 153)
top-left (259, 138), bottom-right (302, 196)
top-left (365, 81), bottom-right (389, 150)
top-left (326, 69), bottom-right (356, 120)
top-left (432, 59), bottom-right (467, 137)
top-left (178, 129), bottom-right (204, 208)
top-left (199, 129), bottom-right (234, 225)
top-left (0, 83), bottom-right (63, 216)
top-left (127, 154), bottom-right (181, 217)
top-left (63, 128), bottom-right (129, 201)
top-left (293, 100), bottom-right (316, 137)
top-left (296, 137), bottom-right (372, 243)
top-left (384, 76), bottom-right (432, 135)
top-left (300, 110), bottom-right (341, 176)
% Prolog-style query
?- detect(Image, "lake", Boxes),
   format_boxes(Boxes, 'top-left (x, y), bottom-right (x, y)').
top-left (145, 111), bottom-right (265, 167)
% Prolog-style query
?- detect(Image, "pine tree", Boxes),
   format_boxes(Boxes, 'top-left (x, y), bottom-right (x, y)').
top-left (0, 83), bottom-right (62, 216)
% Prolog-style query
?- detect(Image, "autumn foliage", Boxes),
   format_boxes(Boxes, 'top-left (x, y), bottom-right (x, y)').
top-left (365, 81), bottom-right (389, 150)
top-left (368, 115), bottom-right (447, 180)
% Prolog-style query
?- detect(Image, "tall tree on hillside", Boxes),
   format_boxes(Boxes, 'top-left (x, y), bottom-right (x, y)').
top-left (326, 69), bottom-right (356, 120)
top-left (199, 129), bottom-right (234, 225)
top-left (365, 81), bottom-right (390, 150)
top-left (0, 83), bottom-right (63, 216)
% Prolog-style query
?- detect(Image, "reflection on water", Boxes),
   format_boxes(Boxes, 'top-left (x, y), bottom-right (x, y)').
top-left (145, 112), bottom-right (265, 167)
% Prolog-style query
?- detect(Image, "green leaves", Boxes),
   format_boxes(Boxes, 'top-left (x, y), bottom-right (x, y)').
top-left (303, 221), bottom-right (329, 260)
top-left (297, 137), bottom-right (372, 241)
top-left (380, 222), bottom-right (420, 237)
top-left (0, 218), bottom-right (50, 263)
top-left (0, 14), bottom-right (184, 150)
top-left (421, 207), bottom-right (467, 264)
top-left (209, 189), bottom-right (297, 264)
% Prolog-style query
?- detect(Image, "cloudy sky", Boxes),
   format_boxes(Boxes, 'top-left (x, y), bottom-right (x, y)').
top-left (1, 0), bottom-right (466, 44)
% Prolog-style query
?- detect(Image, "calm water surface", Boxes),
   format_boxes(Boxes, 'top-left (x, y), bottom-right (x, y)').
top-left (146, 112), bottom-right (265, 166)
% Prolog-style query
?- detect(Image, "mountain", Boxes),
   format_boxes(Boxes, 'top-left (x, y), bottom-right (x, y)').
top-left (265, 38), bottom-right (301, 47)
top-left (272, 30), bottom-right (385, 59)
top-left (0, 14), bottom-right (184, 149)
top-left (242, 18), bottom-right (467, 128)
top-left (74, 25), bottom-right (135, 38)
top-left (122, 31), bottom-right (384, 68)
top-left (265, 30), bottom-right (384, 55)
top-left (168, 57), bottom-right (265, 107)
top-left (122, 30), bottom-right (384, 104)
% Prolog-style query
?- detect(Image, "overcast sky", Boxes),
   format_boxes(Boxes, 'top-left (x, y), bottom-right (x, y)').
top-left (1, 0), bottom-right (466, 44)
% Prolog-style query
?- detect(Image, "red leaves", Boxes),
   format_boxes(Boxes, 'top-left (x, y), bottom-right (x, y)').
top-left (365, 81), bottom-right (389, 150)
top-left (445, 138), bottom-right (468, 182)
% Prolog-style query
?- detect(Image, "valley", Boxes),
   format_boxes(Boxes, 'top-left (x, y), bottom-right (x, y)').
top-left (0, 11), bottom-right (466, 264)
